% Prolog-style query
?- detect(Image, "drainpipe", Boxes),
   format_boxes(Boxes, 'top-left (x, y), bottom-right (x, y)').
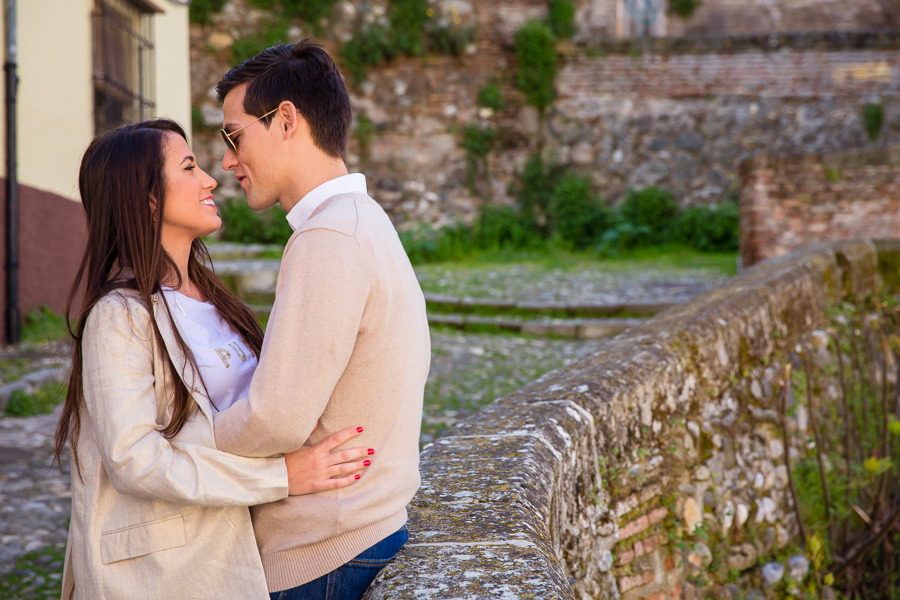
top-left (4, 0), bottom-right (18, 344)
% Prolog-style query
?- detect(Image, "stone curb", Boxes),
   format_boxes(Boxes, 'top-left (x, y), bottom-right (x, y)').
top-left (247, 290), bottom-right (675, 317)
top-left (427, 313), bottom-right (646, 339)
top-left (423, 294), bottom-right (674, 316)
top-left (0, 365), bottom-right (69, 413)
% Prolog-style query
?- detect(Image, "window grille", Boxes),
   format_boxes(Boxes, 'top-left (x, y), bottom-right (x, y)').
top-left (92, 0), bottom-right (156, 133)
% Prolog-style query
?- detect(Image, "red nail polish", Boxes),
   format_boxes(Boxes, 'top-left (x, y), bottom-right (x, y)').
top-left (368, 448), bottom-right (374, 455)
top-left (354, 474), bottom-right (360, 480)
top-left (356, 427), bottom-right (364, 433)
top-left (364, 460), bottom-right (371, 466)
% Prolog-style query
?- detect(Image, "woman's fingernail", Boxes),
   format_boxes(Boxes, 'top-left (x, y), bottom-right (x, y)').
top-left (356, 426), bottom-right (364, 433)
top-left (364, 460), bottom-right (371, 466)
top-left (368, 448), bottom-right (375, 455)
top-left (355, 474), bottom-right (361, 480)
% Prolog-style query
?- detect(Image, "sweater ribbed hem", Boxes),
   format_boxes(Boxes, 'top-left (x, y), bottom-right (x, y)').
top-left (263, 509), bottom-right (408, 593)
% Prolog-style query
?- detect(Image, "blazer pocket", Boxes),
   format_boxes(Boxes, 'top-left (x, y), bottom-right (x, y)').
top-left (100, 514), bottom-right (186, 565)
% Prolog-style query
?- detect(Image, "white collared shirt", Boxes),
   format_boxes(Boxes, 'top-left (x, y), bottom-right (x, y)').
top-left (285, 173), bottom-right (368, 231)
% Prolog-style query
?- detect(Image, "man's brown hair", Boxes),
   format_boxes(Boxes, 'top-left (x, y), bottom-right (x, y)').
top-left (217, 40), bottom-right (351, 159)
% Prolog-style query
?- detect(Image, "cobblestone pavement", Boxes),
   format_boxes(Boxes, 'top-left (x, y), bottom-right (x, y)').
top-left (0, 327), bottom-right (610, 596)
top-left (0, 406), bottom-right (70, 597)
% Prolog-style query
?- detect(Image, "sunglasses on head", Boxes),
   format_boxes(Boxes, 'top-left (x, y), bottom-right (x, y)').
top-left (220, 107), bottom-right (279, 153)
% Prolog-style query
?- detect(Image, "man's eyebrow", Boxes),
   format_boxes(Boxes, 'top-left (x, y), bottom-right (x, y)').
top-left (223, 122), bottom-right (240, 133)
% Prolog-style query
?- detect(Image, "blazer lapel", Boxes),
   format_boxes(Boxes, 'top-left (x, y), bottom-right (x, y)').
top-left (150, 292), bottom-right (215, 424)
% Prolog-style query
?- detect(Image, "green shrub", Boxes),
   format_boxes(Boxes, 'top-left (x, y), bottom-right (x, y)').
top-left (190, 0), bottom-right (228, 25)
top-left (353, 114), bottom-right (376, 162)
top-left (23, 306), bottom-right (68, 344)
top-left (219, 198), bottom-right (293, 245)
top-left (673, 201), bottom-right (739, 252)
top-left (389, 0), bottom-right (428, 56)
top-left (595, 220), bottom-right (652, 257)
top-left (477, 83), bottom-right (505, 112)
top-left (514, 21), bottom-right (558, 114)
top-left (245, 0), bottom-right (339, 26)
top-left (547, 0), bottom-right (576, 38)
top-left (549, 174), bottom-right (613, 250)
top-left (426, 23), bottom-right (476, 56)
top-left (619, 186), bottom-right (679, 245)
top-left (668, 0), bottom-right (702, 18)
top-left (461, 125), bottom-right (497, 191)
top-left (510, 153), bottom-right (567, 234)
top-left (231, 19), bottom-right (291, 64)
top-left (399, 222), bottom-right (472, 263)
top-left (863, 103), bottom-right (885, 141)
top-left (474, 205), bottom-right (541, 251)
top-left (340, 25), bottom-right (396, 84)
top-left (3, 382), bottom-right (67, 418)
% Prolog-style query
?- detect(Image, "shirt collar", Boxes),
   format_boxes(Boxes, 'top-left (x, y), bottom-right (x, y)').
top-left (285, 173), bottom-right (368, 231)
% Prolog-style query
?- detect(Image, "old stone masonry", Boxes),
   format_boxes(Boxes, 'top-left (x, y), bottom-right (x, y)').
top-left (0, 407), bottom-right (71, 578)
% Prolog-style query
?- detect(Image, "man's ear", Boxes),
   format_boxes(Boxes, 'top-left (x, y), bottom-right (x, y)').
top-left (277, 101), bottom-right (303, 138)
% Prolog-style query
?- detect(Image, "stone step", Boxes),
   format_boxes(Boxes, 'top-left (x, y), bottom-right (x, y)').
top-left (247, 304), bottom-right (642, 338)
top-left (205, 242), bottom-right (283, 261)
top-left (426, 313), bottom-right (646, 339)
top-left (214, 259), bottom-right (281, 296)
top-left (423, 293), bottom-right (673, 317)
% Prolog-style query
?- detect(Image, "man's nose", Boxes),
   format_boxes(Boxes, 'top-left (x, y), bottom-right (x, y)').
top-left (222, 147), bottom-right (238, 172)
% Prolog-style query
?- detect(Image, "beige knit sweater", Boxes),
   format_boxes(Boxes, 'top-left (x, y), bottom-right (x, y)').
top-left (213, 192), bottom-right (430, 592)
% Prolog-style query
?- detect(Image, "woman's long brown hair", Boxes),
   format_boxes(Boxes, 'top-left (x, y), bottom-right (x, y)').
top-left (53, 119), bottom-right (264, 473)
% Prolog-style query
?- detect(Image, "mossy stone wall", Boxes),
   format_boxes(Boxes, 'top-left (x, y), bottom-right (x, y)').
top-left (363, 240), bottom-right (890, 599)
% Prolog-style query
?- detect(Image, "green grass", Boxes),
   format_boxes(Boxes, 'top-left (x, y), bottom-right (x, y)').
top-left (416, 244), bottom-right (738, 275)
top-left (2, 382), bottom-right (68, 417)
top-left (22, 306), bottom-right (68, 344)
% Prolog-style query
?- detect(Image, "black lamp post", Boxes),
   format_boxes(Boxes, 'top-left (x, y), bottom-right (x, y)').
top-left (5, 0), bottom-right (19, 344)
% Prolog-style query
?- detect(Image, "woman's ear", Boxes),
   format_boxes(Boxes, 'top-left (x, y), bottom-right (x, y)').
top-left (149, 195), bottom-right (158, 224)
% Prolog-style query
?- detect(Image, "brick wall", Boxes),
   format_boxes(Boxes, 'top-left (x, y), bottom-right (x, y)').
top-left (739, 146), bottom-right (900, 266)
top-left (0, 181), bottom-right (87, 341)
top-left (557, 47), bottom-right (900, 100)
top-left (666, 0), bottom-right (898, 37)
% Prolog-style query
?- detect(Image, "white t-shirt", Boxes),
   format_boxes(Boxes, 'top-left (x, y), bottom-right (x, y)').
top-left (161, 288), bottom-right (258, 412)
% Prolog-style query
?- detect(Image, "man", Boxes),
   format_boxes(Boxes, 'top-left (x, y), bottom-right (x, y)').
top-left (213, 40), bottom-right (431, 600)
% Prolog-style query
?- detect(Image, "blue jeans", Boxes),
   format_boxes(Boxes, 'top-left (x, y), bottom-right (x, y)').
top-left (270, 526), bottom-right (409, 600)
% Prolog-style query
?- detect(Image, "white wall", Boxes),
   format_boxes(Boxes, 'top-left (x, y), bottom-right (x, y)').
top-left (0, 0), bottom-right (192, 202)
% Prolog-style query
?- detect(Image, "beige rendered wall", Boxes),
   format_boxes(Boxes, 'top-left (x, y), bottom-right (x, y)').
top-left (153, 2), bottom-right (192, 143)
top-left (0, 0), bottom-right (94, 201)
top-left (0, 0), bottom-right (191, 202)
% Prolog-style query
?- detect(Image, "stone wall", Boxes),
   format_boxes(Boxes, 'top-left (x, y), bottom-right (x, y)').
top-left (189, 1), bottom-right (900, 229)
top-left (664, 0), bottom-right (898, 37)
top-left (739, 146), bottom-right (900, 267)
top-left (361, 239), bottom-right (888, 599)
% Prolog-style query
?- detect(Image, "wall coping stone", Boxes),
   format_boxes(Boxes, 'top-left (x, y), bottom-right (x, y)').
top-left (363, 240), bottom-right (888, 600)
top-left (570, 29), bottom-right (900, 56)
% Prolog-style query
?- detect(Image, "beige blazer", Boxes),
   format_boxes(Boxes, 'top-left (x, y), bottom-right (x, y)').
top-left (61, 290), bottom-right (289, 600)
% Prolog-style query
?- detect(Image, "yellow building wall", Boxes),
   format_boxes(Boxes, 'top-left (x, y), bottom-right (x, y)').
top-left (0, 0), bottom-right (191, 202)
top-left (154, 3), bottom-right (192, 143)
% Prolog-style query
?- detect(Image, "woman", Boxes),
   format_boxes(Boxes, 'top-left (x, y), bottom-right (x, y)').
top-left (53, 119), bottom-right (370, 600)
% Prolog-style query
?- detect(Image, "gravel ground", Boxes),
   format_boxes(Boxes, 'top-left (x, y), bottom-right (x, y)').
top-left (414, 262), bottom-right (729, 305)
top-left (421, 327), bottom-right (608, 444)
